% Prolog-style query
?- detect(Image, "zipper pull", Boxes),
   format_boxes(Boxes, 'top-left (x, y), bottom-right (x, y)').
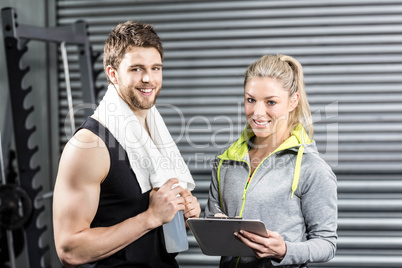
top-left (242, 190), bottom-right (247, 200)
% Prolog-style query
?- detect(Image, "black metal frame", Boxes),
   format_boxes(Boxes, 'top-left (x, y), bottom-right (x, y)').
top-left (1, 7), bottom-right (101, 267)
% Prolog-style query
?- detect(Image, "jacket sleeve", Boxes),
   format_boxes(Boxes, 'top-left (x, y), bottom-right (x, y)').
top-left (273, 156), bottom-right (338, 266)
top-left (204, 156), bottom-right (222, 218)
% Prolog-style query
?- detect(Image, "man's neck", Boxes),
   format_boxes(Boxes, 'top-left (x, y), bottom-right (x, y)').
top-left (132, 110), bottom-right (150, 137)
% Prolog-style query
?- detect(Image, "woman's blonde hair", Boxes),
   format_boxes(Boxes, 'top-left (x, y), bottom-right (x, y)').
top-left (244, 54), bottom-right (314, 138)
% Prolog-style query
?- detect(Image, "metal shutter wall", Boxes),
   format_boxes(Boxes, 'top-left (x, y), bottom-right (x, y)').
top-left (56, 1), bottom-right (402, 267)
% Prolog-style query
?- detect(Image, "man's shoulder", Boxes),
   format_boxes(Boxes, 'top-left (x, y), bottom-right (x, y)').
top-left (68, 128), bottom-right (107, 150)
top-left (59, 128), bottom-right (110, 183)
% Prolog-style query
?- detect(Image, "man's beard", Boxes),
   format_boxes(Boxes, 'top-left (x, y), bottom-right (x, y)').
top-left (120, 83), bottom-right (160, 111)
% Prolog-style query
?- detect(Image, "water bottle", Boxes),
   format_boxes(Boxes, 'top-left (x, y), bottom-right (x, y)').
top-left (162, 210), bottom-right (189, 253)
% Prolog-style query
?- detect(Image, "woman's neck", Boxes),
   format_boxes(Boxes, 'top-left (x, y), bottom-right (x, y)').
top-left (252, 129), bottom-right (290, 153)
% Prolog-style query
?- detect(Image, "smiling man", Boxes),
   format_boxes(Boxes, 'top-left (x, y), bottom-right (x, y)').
top-left (53, 21), bottom-right (200, 268)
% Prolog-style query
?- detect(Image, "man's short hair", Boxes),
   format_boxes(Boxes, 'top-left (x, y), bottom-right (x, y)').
top-left (103, 21), bottom-right (164, 83)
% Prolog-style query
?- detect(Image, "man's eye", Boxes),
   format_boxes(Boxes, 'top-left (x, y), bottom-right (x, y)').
top-left (132, 68), bottom-right (141, 72)
top-left (152, 67), bottom-right (161, 71)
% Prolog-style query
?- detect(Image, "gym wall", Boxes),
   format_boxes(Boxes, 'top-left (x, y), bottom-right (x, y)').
top-left (1, 0), bottom-right (401, 267)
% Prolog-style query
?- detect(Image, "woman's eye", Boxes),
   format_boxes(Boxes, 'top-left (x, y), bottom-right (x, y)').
top-left (247, 98), bottom-right (255, 103)
top-left (267, 101), bottom-right (276, 106)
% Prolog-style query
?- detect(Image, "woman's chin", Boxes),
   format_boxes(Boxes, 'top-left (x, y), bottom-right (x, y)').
top-left (252, 128), bottom-right (273, 139)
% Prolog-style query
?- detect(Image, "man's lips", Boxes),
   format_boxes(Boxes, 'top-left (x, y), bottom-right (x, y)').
top-left (137, 87), bottom-right (155, 96)
top-left (137, 88), bottom-right (153, 93)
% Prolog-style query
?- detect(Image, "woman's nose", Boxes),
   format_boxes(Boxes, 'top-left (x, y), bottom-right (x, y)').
top-left (254, 101), bottom-right (265, 116)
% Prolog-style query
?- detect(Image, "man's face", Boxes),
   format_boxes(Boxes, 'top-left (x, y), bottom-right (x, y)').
top-left (113, 46), bottom-right (163, 113)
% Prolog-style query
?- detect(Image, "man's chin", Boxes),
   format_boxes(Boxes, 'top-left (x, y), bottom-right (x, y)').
top-left (131, 100), bottom-right (156, 111)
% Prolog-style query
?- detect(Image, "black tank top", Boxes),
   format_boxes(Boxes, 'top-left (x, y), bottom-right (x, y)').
top-left (77, 117), bottom-right (178, 268)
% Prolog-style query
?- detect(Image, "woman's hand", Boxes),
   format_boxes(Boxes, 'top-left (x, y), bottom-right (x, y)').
top-left (234, 229), bottom-right (287, 260)
top-left (214, 213), bottom-right (228, 218)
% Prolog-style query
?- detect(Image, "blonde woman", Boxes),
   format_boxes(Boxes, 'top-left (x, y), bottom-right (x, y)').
top-left (205, 54), bottom-right (337, 267)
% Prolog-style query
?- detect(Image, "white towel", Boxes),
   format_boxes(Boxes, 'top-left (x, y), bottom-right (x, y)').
top-left (93, 85), bottom-right (195, 193)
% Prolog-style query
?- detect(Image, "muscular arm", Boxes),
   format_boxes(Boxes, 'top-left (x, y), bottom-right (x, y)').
top-left (53, 129), bottom-right (184, 267)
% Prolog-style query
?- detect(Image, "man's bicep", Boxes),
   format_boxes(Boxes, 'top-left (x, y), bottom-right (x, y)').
top-left (53, 140), bottom-right (109, 239)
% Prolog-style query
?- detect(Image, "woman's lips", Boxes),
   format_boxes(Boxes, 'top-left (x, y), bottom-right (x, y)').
top-left (252, 119), bottom-right (270, 128)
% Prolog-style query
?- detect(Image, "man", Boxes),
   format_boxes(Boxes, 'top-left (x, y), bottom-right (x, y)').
top-left (53, 21), bottom-right (201, 267)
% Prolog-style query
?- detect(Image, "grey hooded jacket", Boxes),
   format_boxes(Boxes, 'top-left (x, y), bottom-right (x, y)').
top-left (205, 125), bottom-right (338, 267)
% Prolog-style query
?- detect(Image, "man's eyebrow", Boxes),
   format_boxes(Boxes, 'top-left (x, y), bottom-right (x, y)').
top-left (128, 64), bottom-right (163, 68)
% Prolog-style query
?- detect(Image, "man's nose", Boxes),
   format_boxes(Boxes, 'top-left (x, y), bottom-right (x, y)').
top-left (142, 70), bottom-right (151, 82)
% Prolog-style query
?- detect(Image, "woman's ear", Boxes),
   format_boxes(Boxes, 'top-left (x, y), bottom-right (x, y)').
top-left (289, 92), bottom-right (300, 112)
top-left (106, 66), bottom-right (119, 85)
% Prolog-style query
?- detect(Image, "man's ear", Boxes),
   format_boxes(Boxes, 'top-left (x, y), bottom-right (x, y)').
top-left (289, 92), bottom-right (300, 112)
top-left (106, 66), bottom-right (119, 84)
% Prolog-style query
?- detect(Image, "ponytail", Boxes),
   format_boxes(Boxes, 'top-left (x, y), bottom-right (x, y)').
top-left (279, 55), bottom-right (314, 139)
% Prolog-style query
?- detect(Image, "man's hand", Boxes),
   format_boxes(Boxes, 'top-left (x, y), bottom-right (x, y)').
top-left (147, 178), bottom-right (185, 228)
top-left (180, 188), bottom-right (201, 220)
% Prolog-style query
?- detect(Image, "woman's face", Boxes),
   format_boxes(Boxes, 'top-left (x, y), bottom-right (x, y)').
top-left (244, 77), bottom-right (299, 143)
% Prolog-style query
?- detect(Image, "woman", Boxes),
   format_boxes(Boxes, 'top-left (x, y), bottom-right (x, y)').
top-left (205, 54), bottom-right (337, 267)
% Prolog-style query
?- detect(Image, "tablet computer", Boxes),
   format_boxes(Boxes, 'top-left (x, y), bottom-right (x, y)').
top-left (187, 217), bottom-right (268, 257)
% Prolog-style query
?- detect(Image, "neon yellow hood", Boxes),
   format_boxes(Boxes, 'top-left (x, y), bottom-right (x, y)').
top-left (217, 124), bottom-right (313, 202)
top-left (218, 123), bottom-right (312, 161)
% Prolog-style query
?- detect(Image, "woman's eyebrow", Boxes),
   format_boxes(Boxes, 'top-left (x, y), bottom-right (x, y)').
top-left (245, 93), bottom-right (279, 99)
